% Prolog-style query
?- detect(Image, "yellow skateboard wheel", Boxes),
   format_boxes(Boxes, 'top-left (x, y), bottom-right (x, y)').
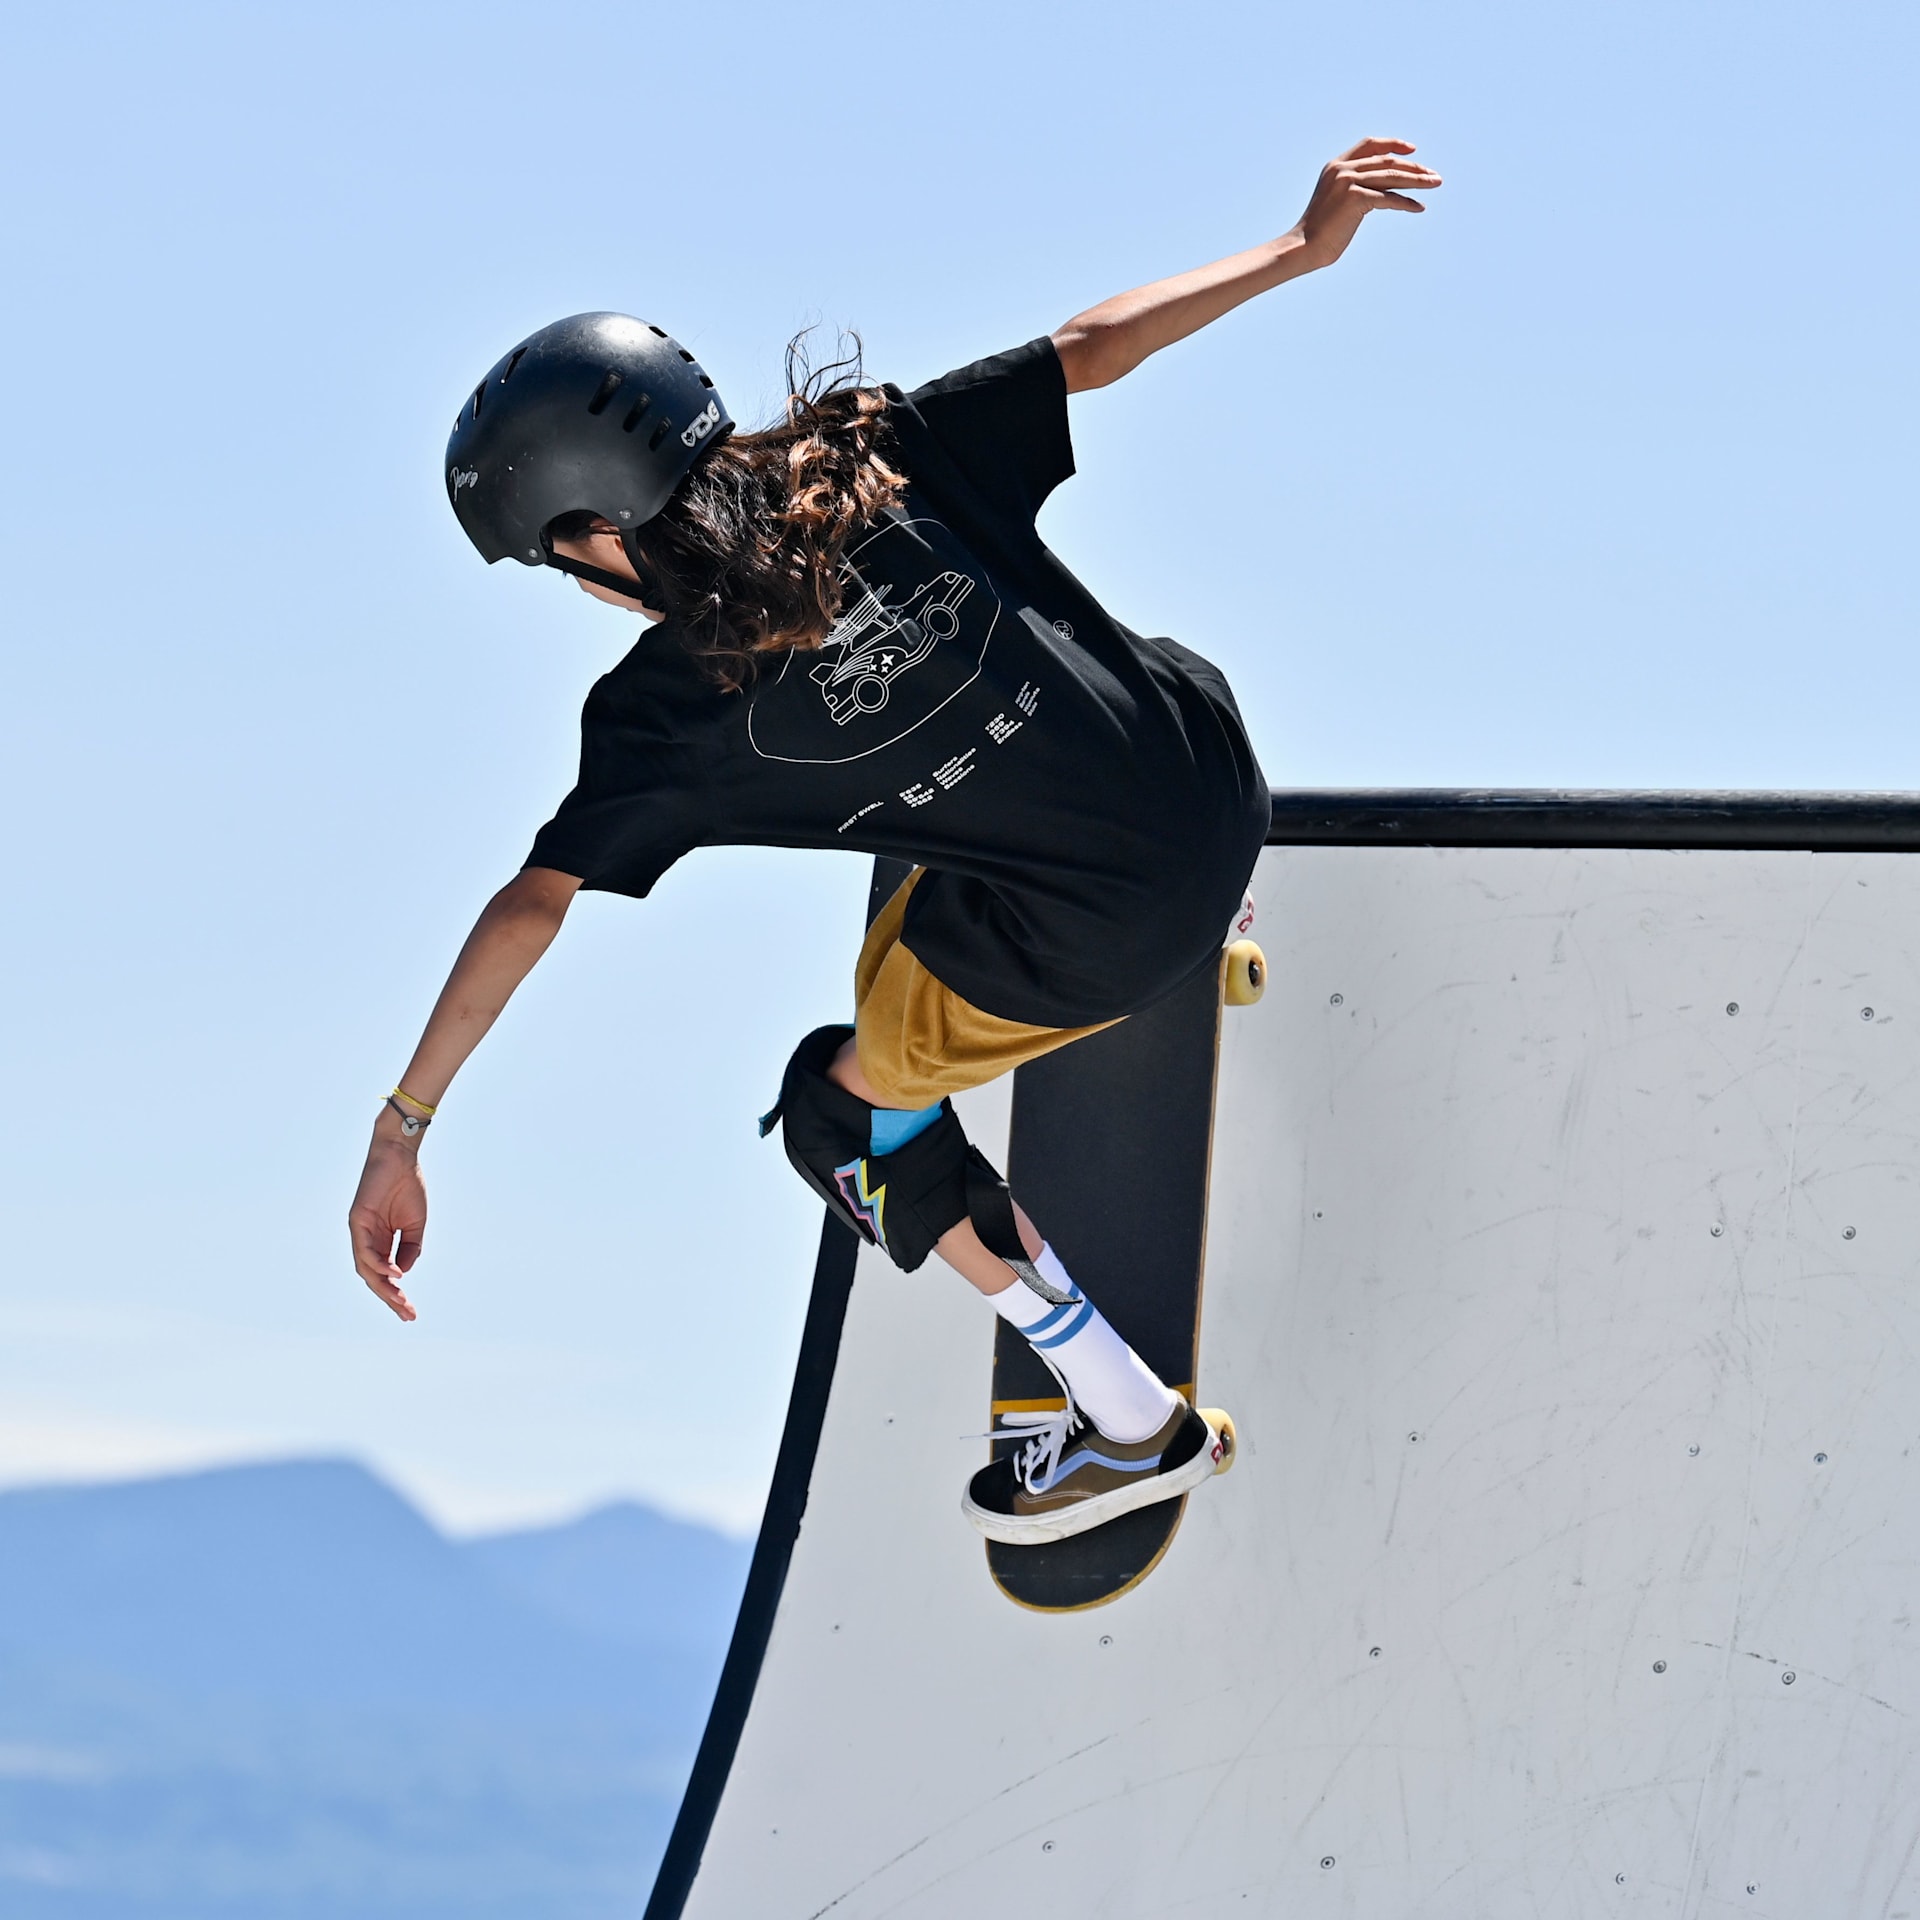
top-left (1199, 1408), bottom-right (1237, 1474)
top-left (1224, 940), bottom-right (1266, 1006)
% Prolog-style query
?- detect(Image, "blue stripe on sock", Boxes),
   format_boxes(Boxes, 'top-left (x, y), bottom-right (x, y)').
top-left (1023, 1292), bottom-right (1085, 1340)
top-left (868, 1103), bottom-right (944, 1155)
top-left (1030, 1300), bottom-right (1097, 1350)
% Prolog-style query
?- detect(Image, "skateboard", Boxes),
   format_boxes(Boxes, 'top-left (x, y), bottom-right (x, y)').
top-left (984, 933), bottom-right (1265, 1611)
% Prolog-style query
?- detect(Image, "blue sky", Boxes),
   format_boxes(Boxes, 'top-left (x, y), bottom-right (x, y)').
top-left (0, 0), bottom-right (1912, 1533)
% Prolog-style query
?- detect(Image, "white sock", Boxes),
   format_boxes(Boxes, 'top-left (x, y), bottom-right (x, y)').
top-left (990, 1245), bottom-right (1181, 1443)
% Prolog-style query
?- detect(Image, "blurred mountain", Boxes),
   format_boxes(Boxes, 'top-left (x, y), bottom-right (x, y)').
top-left (0, 1461), bottom-right (751, 1919)
top-left (467, 1501), bottom-right (749, 1665)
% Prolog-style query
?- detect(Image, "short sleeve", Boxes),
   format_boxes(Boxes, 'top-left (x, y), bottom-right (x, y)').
top-left (897, 338), bottom-right (1074, 526)
top-left (522, 679), bottom-right (705, 898)
top-left (522, 784), bottom-right (692, 897)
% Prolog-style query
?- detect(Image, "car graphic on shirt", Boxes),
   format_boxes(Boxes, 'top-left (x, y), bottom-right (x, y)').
top-left (809, 571), bottom-right (974, 725)
top-left (746, 516), bottom-right (1000, 767)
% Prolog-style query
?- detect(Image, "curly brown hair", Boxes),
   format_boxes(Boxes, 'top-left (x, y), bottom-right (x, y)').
top-left (622, 332), bottom-right (906, 689)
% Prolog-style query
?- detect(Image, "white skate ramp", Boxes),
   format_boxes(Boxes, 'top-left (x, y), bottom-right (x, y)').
top-left (659, 807), bottom-right (1920, 1920)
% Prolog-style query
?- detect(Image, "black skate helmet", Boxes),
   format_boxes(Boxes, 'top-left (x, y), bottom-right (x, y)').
top-left (444, 311), bottom-right (733, 602)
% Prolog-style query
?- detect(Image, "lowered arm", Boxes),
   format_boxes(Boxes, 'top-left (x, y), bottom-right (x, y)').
top-left (347, 865), bottom-right (583, 1319)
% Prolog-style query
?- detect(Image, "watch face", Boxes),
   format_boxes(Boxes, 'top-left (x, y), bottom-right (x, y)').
top-left (747, 515), bottom-right (1000, 767)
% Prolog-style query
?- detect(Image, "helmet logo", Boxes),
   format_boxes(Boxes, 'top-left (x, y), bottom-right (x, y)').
top-left (680, 400), bottom-right (722, 450)
top-left (449, 467), bottom-right (480, 497)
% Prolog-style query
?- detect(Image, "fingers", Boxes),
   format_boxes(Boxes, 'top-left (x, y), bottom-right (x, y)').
top-left (1344, 158), bottom-right (1443, 189)
top-left (1356, 190), bottom-right (1427, 213)
top-left (1338, 135), bottom-right (1416, 162)
top-left (348, 1209), bottom-right (395, 1280)
top-left (348, 1221), bottom-right (388, 1287)
top-left (349, 1210), bottom-right (421, 1319)
top-left (363, 1270), bottom-right (419, 1323)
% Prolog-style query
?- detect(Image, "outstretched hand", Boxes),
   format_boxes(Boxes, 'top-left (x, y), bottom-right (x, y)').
top-left (1292, 138), bottom-right (1442, 269)
top-left (349, 1134), bottom-right (427, 1322)
top-left (1049, 133), bottom-right (1442, 391)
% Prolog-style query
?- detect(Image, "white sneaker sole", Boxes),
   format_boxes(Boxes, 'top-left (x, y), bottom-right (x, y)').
top-left (962, 1410), bottom-right (1232, 1546)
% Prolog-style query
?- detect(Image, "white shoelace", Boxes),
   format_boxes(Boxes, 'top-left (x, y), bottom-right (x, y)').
top-left (995, 1402), bottom-right (1083, 1496)
top-left (968, 1357), bottom-right (1083, 1496)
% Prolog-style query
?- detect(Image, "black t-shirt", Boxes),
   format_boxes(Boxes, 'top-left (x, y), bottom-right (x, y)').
top-left (525, 338), bottom-right (1270, 1027)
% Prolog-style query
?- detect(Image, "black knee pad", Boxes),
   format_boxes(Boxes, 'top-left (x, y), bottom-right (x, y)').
top-left (760, 1025), bottom-right (969, 1273)
top-left (760, 1026), bottom-right (1073, 1298)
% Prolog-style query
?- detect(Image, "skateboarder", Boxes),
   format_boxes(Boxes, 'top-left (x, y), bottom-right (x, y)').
top-left (349, 138), bottom-right (1440, 1543)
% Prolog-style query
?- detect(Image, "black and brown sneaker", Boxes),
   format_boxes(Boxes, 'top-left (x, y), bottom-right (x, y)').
top-left (962, 1395), bottom-right (1236, 1545)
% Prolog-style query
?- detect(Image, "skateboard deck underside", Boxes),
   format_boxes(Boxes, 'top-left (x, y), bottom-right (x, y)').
top-left (988, 959), bottom-right (1225, 1610)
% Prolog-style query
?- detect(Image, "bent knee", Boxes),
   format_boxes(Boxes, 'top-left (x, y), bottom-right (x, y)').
top-left (827, 1034), bottom-right (889, 1107)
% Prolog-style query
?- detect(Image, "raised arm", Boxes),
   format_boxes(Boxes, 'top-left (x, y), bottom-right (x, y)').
top-left (1051, 137), bottom-right (1441, 394)
top-left (347, 865), bottom-right (583, 1319)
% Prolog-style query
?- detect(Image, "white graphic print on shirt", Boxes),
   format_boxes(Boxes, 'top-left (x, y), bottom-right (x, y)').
top-left (807, 570), bottom-right (971, 725)
top-left (746, 515), bottom-right (1000, 766)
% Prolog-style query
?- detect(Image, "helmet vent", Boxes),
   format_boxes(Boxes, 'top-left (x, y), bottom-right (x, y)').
top-left (620, 394), bottom-right (653, 433)
top-left (501, 346), bottom-right (528, 384)
top-left (648, 324), bottom-right (668, 339)
top-left (697, 374), bottom-right (714, 389)
top-left (470, 381), bottom-right (486, 420)
top-left (677, 348), bottom-right (696, 364)
top-left (586, 370), bottom-right (626, 416)
top-left (647, 419), bottom-right (672, 451)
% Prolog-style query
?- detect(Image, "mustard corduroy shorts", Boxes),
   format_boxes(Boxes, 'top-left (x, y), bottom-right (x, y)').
top-left (852, 869), bottom-right (1118, 1109)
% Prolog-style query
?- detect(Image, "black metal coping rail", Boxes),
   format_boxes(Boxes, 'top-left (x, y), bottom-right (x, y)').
top-left (1265, 789), bottom-right (1920, 852)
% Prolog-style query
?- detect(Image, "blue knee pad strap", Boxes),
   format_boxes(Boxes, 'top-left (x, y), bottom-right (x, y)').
top-left (760, 1026), bottom-right (970, 1273)
top-left (868, 1102), bottom-right (946, 1155)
